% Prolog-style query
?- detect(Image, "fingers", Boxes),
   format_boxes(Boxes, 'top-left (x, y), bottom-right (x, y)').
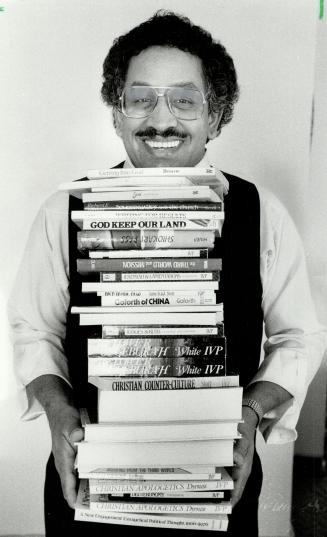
top-left (51, 412), bottom-right (84, 509)
top-left (231, 437), bottom-right (254, 507)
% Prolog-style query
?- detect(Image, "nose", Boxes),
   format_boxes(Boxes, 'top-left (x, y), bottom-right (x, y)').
top-left (146, 94), bottom-right (178, 130)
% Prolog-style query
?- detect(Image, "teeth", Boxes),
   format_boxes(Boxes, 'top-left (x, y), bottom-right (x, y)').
top-left (145, 140), bottom-right (181, 149)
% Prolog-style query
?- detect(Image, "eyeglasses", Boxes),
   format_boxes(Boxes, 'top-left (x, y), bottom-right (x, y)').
top-left (119, 86), bottom-right (207, 121)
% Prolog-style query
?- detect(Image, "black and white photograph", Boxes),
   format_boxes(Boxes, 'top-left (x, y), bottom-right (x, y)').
top-left (1, 1), bottom-right (327, 536)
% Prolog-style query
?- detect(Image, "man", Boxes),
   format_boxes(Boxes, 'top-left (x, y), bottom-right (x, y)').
top-left (8, 10), bottom-right (326, 537)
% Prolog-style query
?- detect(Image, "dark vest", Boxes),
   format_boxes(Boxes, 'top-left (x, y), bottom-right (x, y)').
top-left (64, 168), bottom-right (263, 412)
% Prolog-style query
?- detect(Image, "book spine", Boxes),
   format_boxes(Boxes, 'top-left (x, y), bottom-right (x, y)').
top-left (79, 472), bottom-right (222, 481)
top-left (79, 464), bottom-right (219, 476)
top-left (74, 509), bottom-right (228, 531)
top-left (88, 376), bottom-right (239, 391)
top-left (84, 202), bottom-right (222, 211)
top-left (88, 337), bottom-right (226, 359)
top-left (87, 167), bottom-right (216, 178)
top-left (100, 271), bottom-right (220, 282)
top-left (79, 312), bottom-right (223, 326)
top-left (73, 210), bottom-right (224, 221)
top-left (77, 257), bottom-right (222, 273)
top-left (88, 499), bottom-right (232, 515)
top-left (82, 281), bottom-right (220, 292)
top-left (129, 491), bottom-right (225, 499)
top-left (85, 188), bottom-right (218, 202)
top-left (101, 325), bottom-right (223, 337)
top-left (79, 219), bottom-right (222, 231)
top-left (88, 357), bottom-right (226, 377)
top-left (88, 248), bottom-right (209, 258)
top-left (74, 305), bottom-right (223, 314)
top-left (77, 229), bottom-right (215, 251)
top-left (88, 480), bottom-right (231, 494)
top-left (100, 292), bottom-right (216, 307)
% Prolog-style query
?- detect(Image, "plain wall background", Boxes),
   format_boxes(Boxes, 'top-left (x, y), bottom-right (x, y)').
top-left (0, 1), bottom-right (323, 535)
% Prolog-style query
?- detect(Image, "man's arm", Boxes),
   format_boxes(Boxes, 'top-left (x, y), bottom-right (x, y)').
top-left (8, 194), bottom-right (82, 507)
top-left (231, 189), bottom-right (326, 506)
top-left (26, 375), bottom-right (83, 508)
top-left (232, 381), bottom-right (291, 507)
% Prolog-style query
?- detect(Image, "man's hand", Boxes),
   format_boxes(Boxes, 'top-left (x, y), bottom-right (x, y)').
top-left (27, 375), bottom-right (84, 509)
top-left (231, 409), bottom-right (257, 507)
top-left (47, 403), bottom-right (84, 508)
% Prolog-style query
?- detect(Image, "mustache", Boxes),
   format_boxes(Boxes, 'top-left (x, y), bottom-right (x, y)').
top-left (136, 127), bottom-right (187, 139)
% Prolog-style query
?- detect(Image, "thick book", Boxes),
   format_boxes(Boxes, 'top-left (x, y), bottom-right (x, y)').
top-left (86, 167), bottom-right (217, 179)
top-left (88, 248), bottom-right (209, 258)
top-left (76, 438), bottom-right (235, 468)
top-left (88, 497), bottom-right (232, 515)
top-left (83, 186), bottom-right (220, 202)
top-left (88, 375), bottom-right (239, 391)
top-left (77, 229), bottom-right (216, 251)
top-left (99, 291), bottom-right (216, 307)
top-left (97, 387), bottom-right (242, 423)
top-left (83, 420), bottom-right (239, 443)
top-left (101, 325), bottom-right (224, 337)
top-left (83, 201), bottom-right (223, 211)
top-left (77, 257), bottom-right (222, 274)
top-left (79, 312), bottom-right (223, 326)
top-left (82, 281), bottom-right (219, 292)
top-left (99, 271), bottom-right (219, 282)
top-left (75, 481), bottom-right (229, 531)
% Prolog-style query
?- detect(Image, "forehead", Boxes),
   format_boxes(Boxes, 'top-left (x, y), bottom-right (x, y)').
top-left (125, 46), bottom-right (205, 91)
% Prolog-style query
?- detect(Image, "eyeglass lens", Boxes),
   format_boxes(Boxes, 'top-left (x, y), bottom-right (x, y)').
top-left (122, 86), bottom-right (205, 120)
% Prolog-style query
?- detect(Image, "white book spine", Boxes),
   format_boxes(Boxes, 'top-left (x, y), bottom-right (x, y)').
top-left (87, 167), bottom-right (216, 178)
top-left (88, 479), bottom-right (231, 494)
top-left (74, 509), bottom-right (229, 531)
top-left (73, 305), bottom-right (223, 314)
top-left (72, 210), bottom-right (224, 221)
top-left (76, 439), bottom-right (234, 467)
top-left (79, 312), bottom-right (222, 326)
top-left (79, 472), bottom-right (222, 481)
top-left (89, 249), bottom-right (207, 258)
top-left (88, 376), bottom-right (238, 391)
top-left (79, 219), bottom-right (222, 231)
top-left (82, 281), bottom-right (219, 292)
top-left (88, 500), bottom-right (232, 515)
top-left (88, 188), bottom-right (220, 202)
top-left (100, 293), bottom-right (216, 306)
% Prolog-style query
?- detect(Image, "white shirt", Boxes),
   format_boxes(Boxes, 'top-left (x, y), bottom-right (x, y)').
top-left (7, 157), bottom-right (326, 444)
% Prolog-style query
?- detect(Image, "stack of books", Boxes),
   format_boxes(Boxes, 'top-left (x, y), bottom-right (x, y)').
top-left (59, 167), bottom-right (242, 532)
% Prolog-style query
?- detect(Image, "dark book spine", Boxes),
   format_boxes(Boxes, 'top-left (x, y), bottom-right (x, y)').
top-left (77, 257), bottom-right (222, 274)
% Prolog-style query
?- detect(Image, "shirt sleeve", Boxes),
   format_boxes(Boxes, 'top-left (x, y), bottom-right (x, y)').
top-left (7, 192), bottom-right (71, 420)
top-left (250, 188), bottom-right (327, 443)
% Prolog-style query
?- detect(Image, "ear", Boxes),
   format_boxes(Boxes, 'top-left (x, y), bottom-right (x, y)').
top-left (113, 108), bottom-right (123, 138)
top-left (207, 109), bottom-right (224, 140)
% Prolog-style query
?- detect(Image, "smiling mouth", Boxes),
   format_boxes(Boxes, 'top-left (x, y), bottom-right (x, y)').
top-left (144, 140), bottom-right (182, 149)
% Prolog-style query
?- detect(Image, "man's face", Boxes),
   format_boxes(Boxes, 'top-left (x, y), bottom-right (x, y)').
top-left (114, 46), bottom-right (221, 168)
